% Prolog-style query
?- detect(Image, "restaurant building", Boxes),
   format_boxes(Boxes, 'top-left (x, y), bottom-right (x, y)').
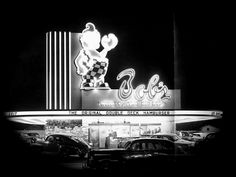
top-left (6, 22), bottom-right (222, 148)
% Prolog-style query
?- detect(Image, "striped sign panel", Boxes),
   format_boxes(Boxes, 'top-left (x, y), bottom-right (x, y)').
top-left (46, 32), bottom-right (72, 110)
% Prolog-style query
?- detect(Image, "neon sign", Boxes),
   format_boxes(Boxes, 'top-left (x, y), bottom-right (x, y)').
top-left (74, 22), bottom-right (118, 90)
top-left (117, 68), bottom-right (170, 102)
top-left (46, 22), bottom-right (177, 110)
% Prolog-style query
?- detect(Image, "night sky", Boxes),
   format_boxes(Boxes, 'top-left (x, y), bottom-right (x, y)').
top-left (2, 4), bottom-right (228, 113)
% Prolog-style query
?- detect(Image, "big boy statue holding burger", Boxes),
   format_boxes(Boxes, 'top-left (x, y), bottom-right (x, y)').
top-left (75, 22), bottom-right (118, 90)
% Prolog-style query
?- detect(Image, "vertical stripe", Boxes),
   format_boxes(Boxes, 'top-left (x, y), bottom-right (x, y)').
top-left (59, 32), bottom-right (62, 109)
top-left (69, 32), bottom-right (72, 109)
top-left (49, 32), bottom-right (52, 110)
top-left (54, 32), bottom-right (57, 109)
top-left (64, 32), bottom-right (67, 109)
top-left (46, 33), bottom-right (48, 109)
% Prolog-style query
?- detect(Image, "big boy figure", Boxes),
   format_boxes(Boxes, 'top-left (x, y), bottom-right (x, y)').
top-left (75, 22), bottom-right (118, 90)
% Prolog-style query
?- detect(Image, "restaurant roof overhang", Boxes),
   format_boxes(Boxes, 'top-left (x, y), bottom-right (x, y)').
top-left (6, 110), bottom-right (222, 125)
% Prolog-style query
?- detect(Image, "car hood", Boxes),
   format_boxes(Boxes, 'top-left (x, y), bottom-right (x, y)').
top-left (31, 140), bottom-right (50, 146)
top-left (175, 139), bottom-right (195, 145)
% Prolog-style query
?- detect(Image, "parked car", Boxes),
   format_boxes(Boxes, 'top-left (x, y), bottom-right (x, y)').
top-left (124, 138), bottom-right (182, 154)
top-left (87, 138), bottom-right (192, 170)
top-left (194, 132), bottom-right (223, 156)
top-left (151, 133), bottom-right (195, 154)
top-left (151, 133), bottom-right (195, 145)
top-left (177, 131), bottom-right (195, 141)
top-left (191, 132), bottom-right (213, 142)
top-left (20, 132), bottom-right (42, 144)
top-left (32, 134), bottom-right (91, 158)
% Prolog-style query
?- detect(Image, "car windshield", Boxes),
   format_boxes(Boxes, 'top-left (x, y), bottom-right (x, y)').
top-left (71, 136), bottom-right (89, 146)
top-left (70, 136), bottom-right (81, 143)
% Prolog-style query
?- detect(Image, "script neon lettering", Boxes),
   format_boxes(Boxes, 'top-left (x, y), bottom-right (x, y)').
top-left (117, 68), bottom-right (135, 101)
top-left (117, 68), bottom-right (170, 101)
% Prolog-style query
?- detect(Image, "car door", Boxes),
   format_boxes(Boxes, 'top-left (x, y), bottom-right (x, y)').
top-left (151, 140), bottom-right (176, 163)
top-left (142, 141), bottom-right (157, 165)
top-left (45, 135), bottom-right (60, 153)
top-left (61, 137), bottom-right (79, 155)
top-left (126, 141), bottom-right (145, 158)
top-left (125, 141), bottom-right (153, 167)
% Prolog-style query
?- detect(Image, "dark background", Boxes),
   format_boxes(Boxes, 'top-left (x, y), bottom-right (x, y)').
top-left (1, 3), bottom-right (231, 176)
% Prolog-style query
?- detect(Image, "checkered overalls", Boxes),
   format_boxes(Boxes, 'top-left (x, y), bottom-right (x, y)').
top-left (82, 61), bottom-right (108, 87)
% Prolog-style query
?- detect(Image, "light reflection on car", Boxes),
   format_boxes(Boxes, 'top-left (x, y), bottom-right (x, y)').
top-left (151, 133), bottom-right (195, 154)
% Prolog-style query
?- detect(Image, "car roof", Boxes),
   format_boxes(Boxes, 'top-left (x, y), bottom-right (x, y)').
top-left (193, 132), bottom-right (211, 135)
top-left (48, 134), bottom-right (72, 137)
top-left (47, 134), bottom-right (90, 146)
top-left (128, 138), bottom-right (173, 143)
top-left (47, 134), bottom-right (78, 140)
